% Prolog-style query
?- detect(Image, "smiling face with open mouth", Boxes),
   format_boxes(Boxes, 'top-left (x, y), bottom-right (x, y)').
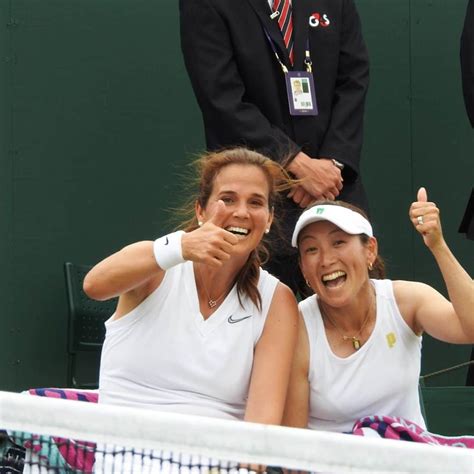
top-left (298, 220), bottom-right (377, 307)
top-left (197, 163), bottom-right (273, 256)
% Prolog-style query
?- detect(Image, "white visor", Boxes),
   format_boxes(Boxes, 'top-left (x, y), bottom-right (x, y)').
top-left (292, 204), bottom-right (373, 247)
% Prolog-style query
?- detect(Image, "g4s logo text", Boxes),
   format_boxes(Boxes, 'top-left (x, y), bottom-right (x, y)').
top-left (309, 12), bottom-right (330, 28)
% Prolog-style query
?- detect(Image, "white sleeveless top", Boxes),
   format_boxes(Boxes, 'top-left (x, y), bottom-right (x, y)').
top-left (98, 261), bottom-right (279, 420)
top-left (299, 279), bottom-right (425, 432)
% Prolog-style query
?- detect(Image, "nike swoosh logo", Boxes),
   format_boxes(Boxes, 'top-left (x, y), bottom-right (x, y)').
top-left (164, 237), bottom-right (169, 245)
top-left (227, 314), bottom-right (252, 324)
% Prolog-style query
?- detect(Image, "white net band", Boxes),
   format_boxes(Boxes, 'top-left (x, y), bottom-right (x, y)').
top-left (0, 390), bottom-right (473, 473)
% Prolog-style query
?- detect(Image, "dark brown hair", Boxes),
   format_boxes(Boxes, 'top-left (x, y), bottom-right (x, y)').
top-left (298, 200), bottom-right (386, 279)
top-left (175, 148), bottom-right (292, 310)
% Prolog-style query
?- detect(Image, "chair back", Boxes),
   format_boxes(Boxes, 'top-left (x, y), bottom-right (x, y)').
top-left (64, 262), bottom-right (118, 387)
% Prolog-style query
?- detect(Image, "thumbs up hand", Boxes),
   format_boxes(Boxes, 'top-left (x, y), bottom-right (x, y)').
top-left (181, 200), bottom-right (239, 267)
top-left (409, 187), bottom-right (443, 250)
top-left (417, 187), bottom-right (428, 203)
top-left (206, 199), bottom-right (228, 228)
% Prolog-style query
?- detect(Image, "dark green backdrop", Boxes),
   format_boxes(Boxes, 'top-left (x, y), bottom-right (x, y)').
top-left (1, 0), bottom-right (472, 391)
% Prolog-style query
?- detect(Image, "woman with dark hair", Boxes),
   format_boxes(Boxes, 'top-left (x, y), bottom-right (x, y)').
top-left (84, 147), bottom-right (299, 425)
top-left (283, 187), bottom-right (474, 435)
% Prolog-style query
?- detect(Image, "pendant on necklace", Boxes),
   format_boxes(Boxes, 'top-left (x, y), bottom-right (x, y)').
top-left (208, 299), bottom-right (217, 308)
top-left (352, 337), bottom-right (361, 350)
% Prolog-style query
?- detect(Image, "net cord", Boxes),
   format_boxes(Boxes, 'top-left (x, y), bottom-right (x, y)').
top-left (0, 391), bottom-right (472, 473)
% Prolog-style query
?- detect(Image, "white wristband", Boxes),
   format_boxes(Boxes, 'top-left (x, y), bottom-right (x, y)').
top-left (153, 231), bottom-right (185, 270)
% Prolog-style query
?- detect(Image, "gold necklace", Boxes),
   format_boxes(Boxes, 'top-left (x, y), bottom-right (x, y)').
top-left (197, 265), bottom-right (231, 308)
top-left (319, 290), bottom-right (375, 351)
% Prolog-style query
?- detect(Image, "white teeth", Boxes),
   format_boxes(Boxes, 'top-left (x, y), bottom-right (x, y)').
top-left (226, 226), bottom-right (249, 235)
top-left (322, 271), bottom-right (346, 282)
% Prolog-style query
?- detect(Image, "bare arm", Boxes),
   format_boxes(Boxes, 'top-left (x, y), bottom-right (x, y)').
top-left (282, 313), bottom-right (310, 428)
top-left (83, 241), bottom-right (160, 302)
top-left (244, 283), bottom-right (299, 425)
top-left (399, 187), bottom-right (474, 343)
top-left (83, 201), bottom-right (238, 317)
top-left (426, 243), bottom-right (474, 341)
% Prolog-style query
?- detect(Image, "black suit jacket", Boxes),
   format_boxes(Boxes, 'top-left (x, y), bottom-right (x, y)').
top-left (180, 0), bottom-right (370, 249)
top-left (461, 0), bottom-right (474, 127)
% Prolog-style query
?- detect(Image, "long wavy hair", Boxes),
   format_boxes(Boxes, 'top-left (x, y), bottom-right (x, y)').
top-left (173, 148), bottom-right (293, 310)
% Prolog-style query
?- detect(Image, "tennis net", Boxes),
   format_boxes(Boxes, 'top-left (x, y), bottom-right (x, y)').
top-left (0, 390), bottom-right (472, 473)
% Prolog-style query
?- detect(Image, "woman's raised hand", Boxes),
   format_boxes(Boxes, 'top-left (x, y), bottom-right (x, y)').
top-left (182, 200), bottom-right (239, 267)
top-left (409, 187), bottom-right (444, 250)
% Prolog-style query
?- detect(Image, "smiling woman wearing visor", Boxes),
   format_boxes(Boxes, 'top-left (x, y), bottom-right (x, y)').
top-left (283, 187), bottom-right (474, 433)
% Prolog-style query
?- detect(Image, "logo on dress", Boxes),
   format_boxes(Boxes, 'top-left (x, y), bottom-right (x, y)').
top-left (309, 13), bottom-right (331, 28)
top-left (386, 332), bottom-right (396, 348)
top-left (227, 314), bottom-right (252, 324)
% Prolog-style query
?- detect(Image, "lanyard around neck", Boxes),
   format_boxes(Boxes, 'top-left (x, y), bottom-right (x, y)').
top-left (263, 28), bottom-right (312, 74)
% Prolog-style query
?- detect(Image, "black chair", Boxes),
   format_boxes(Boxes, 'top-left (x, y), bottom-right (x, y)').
top-left (64, 262), bottom-right (118, 388)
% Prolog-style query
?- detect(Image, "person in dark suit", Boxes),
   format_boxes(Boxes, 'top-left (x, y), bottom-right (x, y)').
top-left (461, 0), bottom-right (474, 127)
top-left (179, 0), bottom-right (370, 294)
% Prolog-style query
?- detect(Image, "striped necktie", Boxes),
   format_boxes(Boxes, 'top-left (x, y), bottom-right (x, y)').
top-left (273, 0), bottom-right (294, 65)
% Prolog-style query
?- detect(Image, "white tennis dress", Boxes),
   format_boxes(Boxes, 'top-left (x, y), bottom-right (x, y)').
top-left (300, 279), bottom-right (426, 433)
top-left (95, 261), bottom-right (278, 473)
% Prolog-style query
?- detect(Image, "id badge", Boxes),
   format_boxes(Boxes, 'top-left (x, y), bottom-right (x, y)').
top-left (285, 71), bottom-right (318, 116)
